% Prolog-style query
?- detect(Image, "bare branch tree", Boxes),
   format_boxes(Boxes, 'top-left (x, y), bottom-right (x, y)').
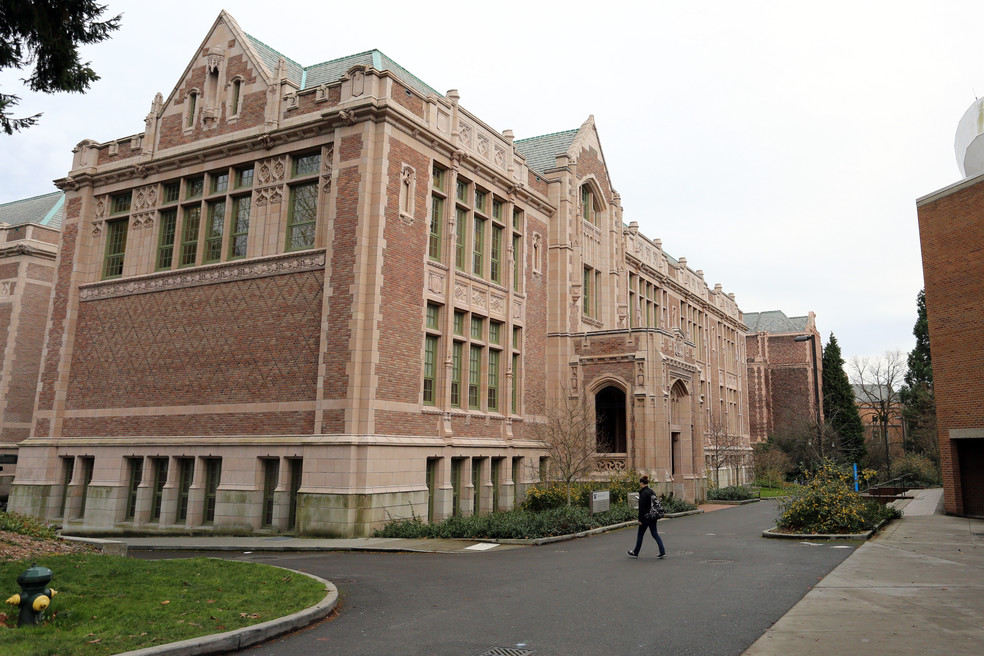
top-left (851, 350), bottom-right (907, 479)
top-left (530, 386), bottom-right (599, 506)
top-left (705, 411), bottom-right (749, 487)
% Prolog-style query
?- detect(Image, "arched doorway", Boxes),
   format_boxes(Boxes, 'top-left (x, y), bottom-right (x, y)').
top-left (595, 386), bottom-right (627, 453)
top-left (670, 380), bottom-right (691, 477)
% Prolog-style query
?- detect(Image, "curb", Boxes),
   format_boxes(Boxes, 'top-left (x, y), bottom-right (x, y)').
top-left (704, 498), bottom-right (761, 505)
top-left (761, 519), bottom-right (888, 541)
top-left (113, 564), bottom-right (338, 656)
top-left (486, 509), bottom-right (705, 546)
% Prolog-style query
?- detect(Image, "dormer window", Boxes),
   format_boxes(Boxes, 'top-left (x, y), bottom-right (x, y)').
top-left (581, 184), bottom-right (596, 225)
top-left (229, 78), bottom-right (242, 118)
top-left (186, 91), bottom-right (198, 129)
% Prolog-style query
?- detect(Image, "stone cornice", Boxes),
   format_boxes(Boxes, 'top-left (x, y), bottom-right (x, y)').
top-left (78, 249), bottom-right (326, 301)
top-left (0, 242), bottom-right (58, 260)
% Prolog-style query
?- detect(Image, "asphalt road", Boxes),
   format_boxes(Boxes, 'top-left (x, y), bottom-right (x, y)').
top-left (134, 501), bottom-right (859, 656)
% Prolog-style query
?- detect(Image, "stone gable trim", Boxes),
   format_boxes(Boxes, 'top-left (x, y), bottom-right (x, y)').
top-left (78, 249), bottom-right (326, 301)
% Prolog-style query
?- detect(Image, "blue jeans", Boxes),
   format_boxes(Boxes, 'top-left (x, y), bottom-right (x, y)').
top-left (632, 518), bottom-right (665, 556)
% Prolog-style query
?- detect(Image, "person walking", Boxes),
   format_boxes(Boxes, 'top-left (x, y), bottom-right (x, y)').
top-left (627, 475), bottom-right (666, 558)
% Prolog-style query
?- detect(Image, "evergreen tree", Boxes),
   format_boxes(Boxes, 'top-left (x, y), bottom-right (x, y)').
top-left (0, 1), bottom-right (121, 133)
top-left (900, 290), bottom-right (937, 460)
top-left (822, 333), bottom-right (866, 464)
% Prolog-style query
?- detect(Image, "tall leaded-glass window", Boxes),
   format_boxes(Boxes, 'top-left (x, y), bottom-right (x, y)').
top-left (472, 217), bottom-right (485, 276)
top-left (468, 345), bottom-right (481, 409)
top-left (429, 196), bottom-right (443, 260)
top-left (455, 208), bottom-right (467, 270)
top-left (423, 335), bottom-right (437, 405)
top-left (157, 208), bottom-right (178, 270)
top-left (181, 206), bottom-right (201, 266)
top-left (487, 349), bottom-right (500, 411)
top-left (293, 152), bottom-right (320, 177)
top-left (204, 199), bottom-right (226, 263)
top-left (286, 183), bottom-right (317, 251)
top-left (490, 225), bottom-right (502, 284)
top-left (229, 196), bottom-right (250, 259)
top-left (451, 341), bottom-right (462, 407)
top-left (103, 219), bottom-right (128, 279)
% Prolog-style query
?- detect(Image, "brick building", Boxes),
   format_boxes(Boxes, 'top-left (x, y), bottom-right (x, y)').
top-left (744, 310), bottom-right (823, 444)
top-left (7, 11), bottom-right (748, 535)
top-left (915, 96), bottom-right (984, 517)
top-left (0, 192), bottom-right (63, 499)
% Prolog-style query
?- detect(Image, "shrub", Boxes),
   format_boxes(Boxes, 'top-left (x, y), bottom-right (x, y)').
top-left (660, 494), bottom-right (698, 514)
top-left (521, 470), bottom-right (640, 512)
top-left (893, 452), bottom-right (942, 487)
top-left (0, 511), bottom-right (56, 539)
top-left (372, 503), bottom-right (638, 540)
top-left (776, 461), bottom-right (896, 534)
top-left (707, 485), bottom-right (756, 501)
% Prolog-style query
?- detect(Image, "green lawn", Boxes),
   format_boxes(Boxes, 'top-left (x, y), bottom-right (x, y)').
top-left (757, 485), bottom-right (797, 498)
top-left (0, 554), bottom-right (327, 656)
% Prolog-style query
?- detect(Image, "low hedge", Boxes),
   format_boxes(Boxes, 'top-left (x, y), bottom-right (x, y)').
top-left (707, 485), bottom-right (757, 501)
top-left (373, 504), bottom-right (638, 540)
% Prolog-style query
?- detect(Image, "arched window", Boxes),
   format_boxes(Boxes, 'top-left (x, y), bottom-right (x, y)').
top-left (580, 184), bottom-right (596, 225)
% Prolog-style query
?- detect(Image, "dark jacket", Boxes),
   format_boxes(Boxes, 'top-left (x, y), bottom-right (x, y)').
top-left (638, 485), bottom-right (656, 522)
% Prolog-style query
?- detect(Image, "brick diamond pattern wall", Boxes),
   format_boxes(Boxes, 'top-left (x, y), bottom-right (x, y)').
top-left (67, 270), bottom-right (323, 409)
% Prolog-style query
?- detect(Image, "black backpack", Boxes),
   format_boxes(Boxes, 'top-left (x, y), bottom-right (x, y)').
top-left (646, 494), bottom-right (665, 521)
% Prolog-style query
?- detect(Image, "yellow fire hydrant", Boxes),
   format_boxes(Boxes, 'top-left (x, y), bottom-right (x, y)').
top-left (5, 563), bottom-right (57, 626)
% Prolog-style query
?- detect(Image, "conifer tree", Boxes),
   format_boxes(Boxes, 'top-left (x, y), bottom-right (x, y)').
top-left (900, 290), bottom-right (937, 460)
top-left (821, 333), bottom-right (866, 464)
top-left (0, 1), bottom-right (121, 133)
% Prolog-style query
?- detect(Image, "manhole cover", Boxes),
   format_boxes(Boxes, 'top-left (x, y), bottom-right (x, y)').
top-left (700, 559), bottom-right (734, 565)
top-left (472, 648), bottom-right (535, 656)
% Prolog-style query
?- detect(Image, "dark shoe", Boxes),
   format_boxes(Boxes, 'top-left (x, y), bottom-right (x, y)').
top-left (657, 553), bottom-right (666, 559)
top-left (627, 550), bottom-right (637, 558)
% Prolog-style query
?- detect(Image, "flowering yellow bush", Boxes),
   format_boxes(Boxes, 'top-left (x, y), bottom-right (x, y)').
top-left (776, 462), bottom-right (895, 534)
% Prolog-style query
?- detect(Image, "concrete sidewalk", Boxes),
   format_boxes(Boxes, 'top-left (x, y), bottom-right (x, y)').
top-left (743, 487), bottom-right (984, 656)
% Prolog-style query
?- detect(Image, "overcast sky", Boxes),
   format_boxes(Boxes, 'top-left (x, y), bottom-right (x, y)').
top-left (1, 1), bottom-right (976, 365)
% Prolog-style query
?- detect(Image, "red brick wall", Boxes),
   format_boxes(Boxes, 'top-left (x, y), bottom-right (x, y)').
top-left (37, 211), bottom-right (80, 420)
top-left (66, 270), bottom-right (323, 410)
top-left (523, 215), bottom-right (549, 417)
top-left (3, 282), bottom-right (50, 427)
top-left (320, 135), bottom-right (363, 432)
top-left (376, 138), bottom-right (429, 405)
top-left (392, 82), bottom-right (424, 118)
top-left (62, 412), bottom-right (315, 437)
top-left (918, 179), bottom-right (984, 515)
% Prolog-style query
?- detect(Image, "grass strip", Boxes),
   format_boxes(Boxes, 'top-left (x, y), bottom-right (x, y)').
top-left (0, 554), bottom-right (326, 656)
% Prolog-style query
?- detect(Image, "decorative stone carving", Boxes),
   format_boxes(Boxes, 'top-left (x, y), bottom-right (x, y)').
top-left (79, 251), bottom-right (327, 301)
top-left (133, 185), bottom-right (158, 211)
top-left (477, 133), bottom-right (489, 157)
top-left (458, 122), bottom-right (472, 147)
top-left (472, 289), bottom-right (487, 309)
top-left (322, 144), bottom-right (334, 194)
top-left (494, 145), bottom-right (505, 167)
top-left (0, 281), bottom-right (11, 297)
top-left (90, 220), bottom-right (103, 237)
top-left (454, 283), bottom-right (467, 302)
top-left (284, 91), bottom-right (298, 111)
top-left (490, 294), bottom-right (505, 314)
top-left (108, 141), bottom-right (119, 156)
top-left (205, 48), bottom-right (224, 74)
top-left (256, 157), bottom-right (287, 186)
top-left (94, 198), bottom-right (106, 219)
top-left (316, 84), bottom-right (330, 103)
top-left (350, 67), bottom-right (365, 97)
top-left (399, 163), bottom-right (416, 225)
top-left (428, 271), bottom-right (444, 294)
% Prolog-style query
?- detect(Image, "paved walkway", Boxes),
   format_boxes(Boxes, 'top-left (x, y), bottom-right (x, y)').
top-left (743, 487), bottom-right (984, 656)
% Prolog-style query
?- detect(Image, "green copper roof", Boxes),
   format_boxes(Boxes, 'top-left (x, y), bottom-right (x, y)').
top-left (514, 129), bottom-right (578, 175)
top-left (0, 191), bottom-right (64, 230)
top-left (244, 36), bottom-right (440, 99)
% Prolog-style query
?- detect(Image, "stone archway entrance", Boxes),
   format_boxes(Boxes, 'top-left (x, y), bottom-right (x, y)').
top-left (595, 386), bottom-right (627, 453)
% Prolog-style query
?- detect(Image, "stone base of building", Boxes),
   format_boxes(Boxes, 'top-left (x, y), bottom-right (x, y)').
top-left (6, 435), bottom-right (548, 538)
